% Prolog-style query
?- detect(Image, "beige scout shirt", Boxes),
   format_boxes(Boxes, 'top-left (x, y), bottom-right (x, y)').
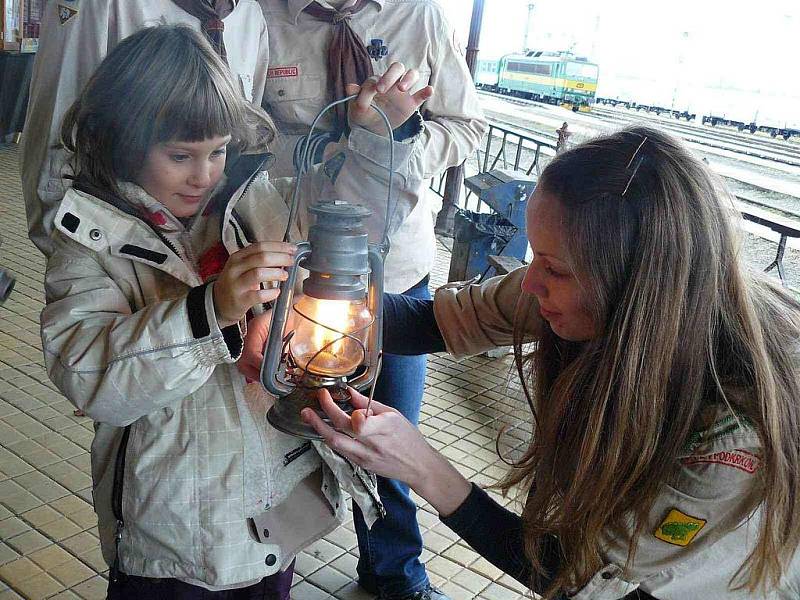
top-left (20, 0), bottom-right (270, 257)
top-left (433, 268), bottom-right (800, 599)
top-left (260, 0), bottom-right (487, 293)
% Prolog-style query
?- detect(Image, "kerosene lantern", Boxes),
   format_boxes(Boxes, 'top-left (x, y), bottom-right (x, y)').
top-left (260, 96), bottom-right (395, 439)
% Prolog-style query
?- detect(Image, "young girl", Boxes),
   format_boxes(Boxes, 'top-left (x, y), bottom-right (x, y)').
top-left (305, 126), bottom-right (800, 599)
top-left (40, 25), bottom-right (428, 598)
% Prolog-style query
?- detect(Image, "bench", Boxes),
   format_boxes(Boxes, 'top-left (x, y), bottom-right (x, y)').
top-left (735, 200), bottom-right (800, 286)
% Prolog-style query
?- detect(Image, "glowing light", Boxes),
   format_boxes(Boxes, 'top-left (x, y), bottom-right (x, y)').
top-left (289, 295), bottom-right (373, 377)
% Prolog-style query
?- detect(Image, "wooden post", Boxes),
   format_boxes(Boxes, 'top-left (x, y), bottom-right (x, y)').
top-left (435, 0), bottom-right (486, 236)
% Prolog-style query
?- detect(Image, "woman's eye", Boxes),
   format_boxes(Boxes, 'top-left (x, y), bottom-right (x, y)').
top-left (545, 266), bottom-right (564, 277)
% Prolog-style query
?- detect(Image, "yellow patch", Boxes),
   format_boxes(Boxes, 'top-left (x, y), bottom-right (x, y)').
top-left (654, 509), bottom-right (706, 547)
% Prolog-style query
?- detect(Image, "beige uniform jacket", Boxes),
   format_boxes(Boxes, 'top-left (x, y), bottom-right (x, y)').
top-left (260, 0), bottom-right (487, 293)
top-left (433, 268), bottom-right (800, 599)
top-left (20, 0), bottom-right (270, 257)
top-left (39, 131), bottom-right (418, 590)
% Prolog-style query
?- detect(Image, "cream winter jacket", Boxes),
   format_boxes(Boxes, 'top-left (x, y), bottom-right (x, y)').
top-left (40, 131), bottom-right (417, 590)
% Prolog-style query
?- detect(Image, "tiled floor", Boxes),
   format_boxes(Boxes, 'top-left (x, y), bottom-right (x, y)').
top-left (0, 143), bottom-right (534, 600)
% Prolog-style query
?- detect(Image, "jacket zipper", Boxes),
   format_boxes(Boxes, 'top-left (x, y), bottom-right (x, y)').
top-left (109, 425), bottom-right (132, 583)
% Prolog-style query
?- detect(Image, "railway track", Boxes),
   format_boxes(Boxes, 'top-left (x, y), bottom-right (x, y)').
top-left (476, 101), bottom-right (800, 219)
top-left (477, 90), bottom-right (800, 169)
top-left (591, 106), bottom-right (800, 168)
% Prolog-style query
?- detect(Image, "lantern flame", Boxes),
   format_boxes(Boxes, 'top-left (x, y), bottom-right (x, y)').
top-left (290, 295), bottom-right (373, 377)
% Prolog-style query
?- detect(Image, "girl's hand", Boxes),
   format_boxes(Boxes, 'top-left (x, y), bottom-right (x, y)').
top-left (213, 242), bottom-right (296, 329)
top-left (346, 62), bottom-right (434, 135)
top-left (302, 388), bottom-right (472, 516)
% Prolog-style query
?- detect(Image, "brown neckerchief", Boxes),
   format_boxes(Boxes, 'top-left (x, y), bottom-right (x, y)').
top-left (172, 0), bottom-right (238, 63)
top-left (302, 0), bottom-right (374, 132)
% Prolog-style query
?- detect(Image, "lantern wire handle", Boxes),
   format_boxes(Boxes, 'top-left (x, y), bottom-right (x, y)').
top-left (364, 351), bottom-right (383, 419)
top-left (282, 94), bottom-right (396, 250)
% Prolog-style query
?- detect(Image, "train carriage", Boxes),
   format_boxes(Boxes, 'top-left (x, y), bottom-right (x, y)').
top-left (476, 51), bottom-right (600, 109)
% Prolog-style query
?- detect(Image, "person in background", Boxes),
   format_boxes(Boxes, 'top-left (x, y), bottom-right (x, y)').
top-left (305, 125), bottom-right (800, 599)
top-left (20, 0), bottom-right (270, 258)
top-left (257, 2), bottom-right (486, 598)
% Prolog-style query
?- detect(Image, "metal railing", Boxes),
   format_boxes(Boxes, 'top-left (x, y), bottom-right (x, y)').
top-left (430, 121), bottom-right (557, 207)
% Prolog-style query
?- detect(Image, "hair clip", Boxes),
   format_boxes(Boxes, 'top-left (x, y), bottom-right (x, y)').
top-left (621, 135), bottom-right (648, 197)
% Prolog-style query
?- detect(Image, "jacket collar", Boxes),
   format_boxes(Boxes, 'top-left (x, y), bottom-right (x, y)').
top-left (59, 153), bottom-right (272, 285)
top-left (287, 0), bottom-right (382, 23)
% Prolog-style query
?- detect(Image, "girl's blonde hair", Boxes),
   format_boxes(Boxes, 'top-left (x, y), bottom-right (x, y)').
top-left (61, 25), bottom-right (275, 197)
top-left (507, 125), bottom-right (800, 597)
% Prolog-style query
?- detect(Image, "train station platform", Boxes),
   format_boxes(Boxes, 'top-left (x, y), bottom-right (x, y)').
top-left (0, 143), bottom-right (532, 600)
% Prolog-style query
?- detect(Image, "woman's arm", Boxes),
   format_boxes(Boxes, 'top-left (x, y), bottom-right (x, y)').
top-left (441, 484), bottom-right (533, 585)
top-left (382, 294), bottom-right (445, 355)
top-left (302, 389), bottom-right (539, 586)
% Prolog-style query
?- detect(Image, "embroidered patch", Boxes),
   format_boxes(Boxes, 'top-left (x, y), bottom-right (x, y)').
top-left (367, 39), bottom-right (388, 60)
top-left (654, 509), bottom-right (706, 547)
top-left (267, 66), bottom-right (299, 78)
top-left (682, 449), bottom-right (761, 474)
top-left (58, 4), bottom-right (78, 24)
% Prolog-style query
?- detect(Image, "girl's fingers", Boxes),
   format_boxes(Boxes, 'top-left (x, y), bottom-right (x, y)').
top-left (230, 252), bottom-right (294, 280)
top-left (247, 288), bottom-right (280, 306)
top-left (243, 267), bottom-right (288, 287)
top-left (236, 241), bottom-right (296, 258)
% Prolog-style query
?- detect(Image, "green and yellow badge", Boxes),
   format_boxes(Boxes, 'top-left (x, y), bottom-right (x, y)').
top-left (654, 509), bottom-right (706, 547)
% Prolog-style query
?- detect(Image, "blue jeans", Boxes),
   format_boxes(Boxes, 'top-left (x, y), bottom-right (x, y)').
top-left (353, 276), bottom-right (431, 598)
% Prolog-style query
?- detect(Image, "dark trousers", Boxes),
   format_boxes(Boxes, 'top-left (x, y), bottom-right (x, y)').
top-left (107, 561), bottom-right (295, 600)
top-left (353, 276), bottom-right (431, 598)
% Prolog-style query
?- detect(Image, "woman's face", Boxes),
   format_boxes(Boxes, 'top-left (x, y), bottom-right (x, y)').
top-left (136, 135), bottom-right (231, 218)
top-left (521, 189), bottom-right (597, 341)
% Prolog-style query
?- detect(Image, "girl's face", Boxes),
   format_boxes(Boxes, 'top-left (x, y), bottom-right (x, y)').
top-left (521, 189), bottom-right (597, 341)
top-left (136, 135), bottom-right (231, 218)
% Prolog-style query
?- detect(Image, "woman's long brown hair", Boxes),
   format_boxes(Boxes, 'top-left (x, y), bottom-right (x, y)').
top-left (504, 125), bottom-right (800, 597)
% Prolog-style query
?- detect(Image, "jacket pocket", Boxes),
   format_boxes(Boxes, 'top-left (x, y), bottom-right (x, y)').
top-left (264, 74), bottom-right (323, 104)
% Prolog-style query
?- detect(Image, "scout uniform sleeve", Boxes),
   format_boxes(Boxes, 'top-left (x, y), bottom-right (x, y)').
top-left (433, 266), bottom-right (541, 358)
top-left (571, 410), bottom-right (765, 599)
top-left (19, 0), bottom-right (111, 257)
top-left (41, 235), bottom-right (243, 427)
top-left (409, 11), bottom-right (487, 181)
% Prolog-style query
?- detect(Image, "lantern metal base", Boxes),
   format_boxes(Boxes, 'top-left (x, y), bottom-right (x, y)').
top-left (266, 379), bottom-right (354, 440)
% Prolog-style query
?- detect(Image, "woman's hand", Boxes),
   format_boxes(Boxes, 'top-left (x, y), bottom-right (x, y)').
top-left (237, 309), bottom-right (272, 381)
top-left (346, 62), bottom-right (434, 134)
top-left (213, 242), bottom-right (296, 329)
top-left (302, 387), bottom-right (472, 516)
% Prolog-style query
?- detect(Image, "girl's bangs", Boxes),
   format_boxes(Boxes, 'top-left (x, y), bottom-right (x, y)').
top-left (153, 68), bottom-right (242, 144)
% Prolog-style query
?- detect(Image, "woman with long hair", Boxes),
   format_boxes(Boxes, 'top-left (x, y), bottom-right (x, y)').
top-left (302, 125), bottom-right (800, 599)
